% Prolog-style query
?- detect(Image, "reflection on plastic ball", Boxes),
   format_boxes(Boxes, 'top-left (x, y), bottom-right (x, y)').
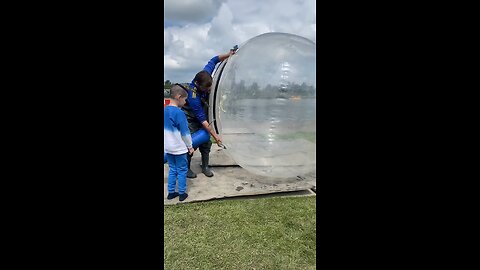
top-left (214, 32), bottom-right (316, 178)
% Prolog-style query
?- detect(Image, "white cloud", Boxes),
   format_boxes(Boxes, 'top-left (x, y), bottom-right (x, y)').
top-left (164, 0), bottom-right (316, 83)
top-left (164, 0), bottom-right (227, 24)
top-left (164, 56), bottom-right (182, 69)
top-left (207, 3), bottom-right (235, 44)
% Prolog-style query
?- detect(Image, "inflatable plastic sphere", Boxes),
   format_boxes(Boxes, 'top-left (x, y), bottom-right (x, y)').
top-left (210, 32), bottom-right (316, 178)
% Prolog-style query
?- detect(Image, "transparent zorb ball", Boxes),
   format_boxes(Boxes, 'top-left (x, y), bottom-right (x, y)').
top-left (210, 32), bottom-right (316, 178)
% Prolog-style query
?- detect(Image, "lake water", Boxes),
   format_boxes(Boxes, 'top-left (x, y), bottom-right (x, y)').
top-left (218, 98), bottom-right (316, 178)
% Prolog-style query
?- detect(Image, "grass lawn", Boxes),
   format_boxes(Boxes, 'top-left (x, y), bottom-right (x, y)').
top-left (164, 196), bottom-right (316, 270)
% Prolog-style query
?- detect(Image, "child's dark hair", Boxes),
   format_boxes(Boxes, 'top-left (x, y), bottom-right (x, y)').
top-left (193, 70), bottom-right (212, 88)
top-left (170, 85), bottom-right (188, 98)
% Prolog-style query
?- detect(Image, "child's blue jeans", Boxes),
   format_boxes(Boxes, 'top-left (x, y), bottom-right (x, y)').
top-left (166, 153), bottom-right (188, 194)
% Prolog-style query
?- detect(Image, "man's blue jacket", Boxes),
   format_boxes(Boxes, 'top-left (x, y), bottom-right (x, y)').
top-left (184, 56), bottom-right (220, 124)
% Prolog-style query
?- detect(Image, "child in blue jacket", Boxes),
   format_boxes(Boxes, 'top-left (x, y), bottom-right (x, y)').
top-left (164, 85), bottom-right (194, 201)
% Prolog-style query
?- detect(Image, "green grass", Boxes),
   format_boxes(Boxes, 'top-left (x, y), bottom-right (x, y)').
top-left (164, 196), bottom-right (316, 270)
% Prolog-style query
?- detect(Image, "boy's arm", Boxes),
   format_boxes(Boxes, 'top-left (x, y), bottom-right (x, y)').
top-left (177, 111), bottom-right (193, 150)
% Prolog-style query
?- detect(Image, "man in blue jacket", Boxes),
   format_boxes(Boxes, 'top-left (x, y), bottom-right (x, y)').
top-left (180, 50), bottom-right (234, 178)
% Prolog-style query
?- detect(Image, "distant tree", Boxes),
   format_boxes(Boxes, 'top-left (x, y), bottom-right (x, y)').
top-left (250, 82), bottom-right (259, 96)
top-left (308, 85), bottom-right (316, 97)
top-left (164, 88), bottom-right (170, 98)
top-left (262, 84), bottom-right (275, 99)
top-left (164, 80), bottom-right (173, 98)
top-left (236, 80), bottom-right (246, 98)
top-left (164, 80), bottom-right (172, 89)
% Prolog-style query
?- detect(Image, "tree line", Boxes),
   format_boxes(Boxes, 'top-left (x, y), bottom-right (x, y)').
top-left (224, 80), bottom-right (316, 99)
top-left (164, 80), bottom-right (316, 99)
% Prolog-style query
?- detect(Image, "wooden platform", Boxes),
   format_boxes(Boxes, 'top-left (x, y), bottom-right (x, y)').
top-left (163, 148), bottom-right (316, 205)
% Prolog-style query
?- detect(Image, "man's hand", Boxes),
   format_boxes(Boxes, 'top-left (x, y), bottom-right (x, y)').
top-left (188, 147), bottom-right (194, 155)
top-left (219, 50), bottom-right (235, 61)
top-left (213, 134), bottom-right (222, 145)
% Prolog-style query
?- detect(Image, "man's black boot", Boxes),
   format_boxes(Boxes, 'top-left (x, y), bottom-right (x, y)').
top-left (187, 154), bottom-right (196, 178)
top-left (201, 154), bottom-right (214, 177)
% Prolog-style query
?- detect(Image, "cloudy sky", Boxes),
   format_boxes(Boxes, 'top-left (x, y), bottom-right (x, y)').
top-left (164, 0), bottom-right (316, 83)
